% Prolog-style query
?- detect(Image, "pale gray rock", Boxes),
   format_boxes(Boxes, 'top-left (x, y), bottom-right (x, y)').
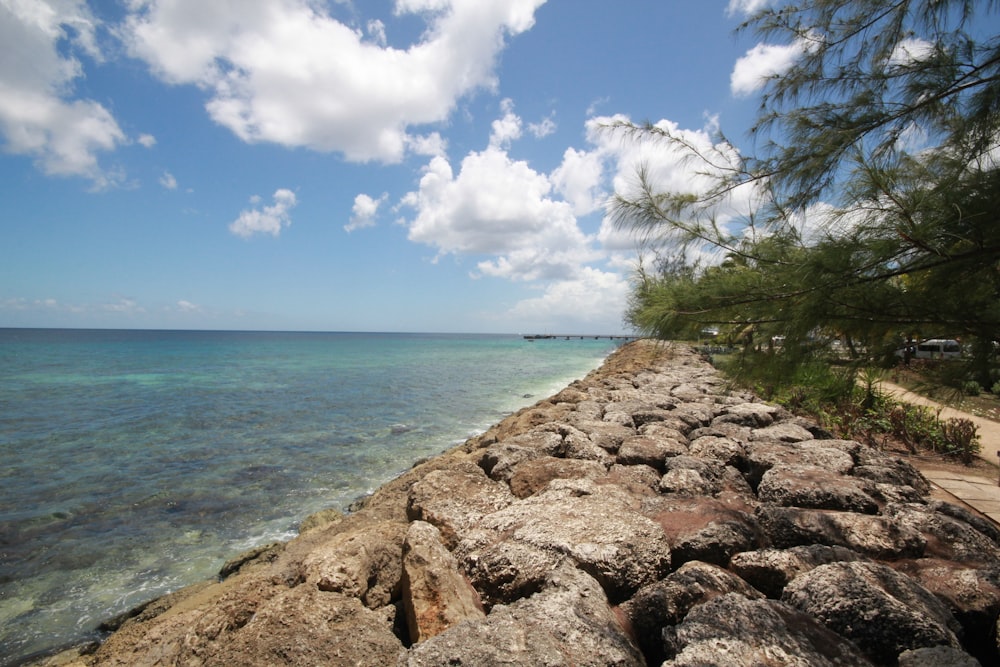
top-left (757, 505), bottom-right (926, 559)
top-left (884, 502), bottom-right (1000, 563)
top-left (457, 480), bottom-right (671, 604)
top-left (617, 434), bottom-right (684, 470)
top-left (407, 464), bottom-right (515, 548)
top-left (743, 441), bottom-right (856, 489)
top-left (570, 420), bottom-right (635, 453)
top-left (853, 462), bottom-right (931, 494)
top-left (751, 421), bottom-right (816, 443)
top-left (898, 645), bottom-right (983, 667)
top-left (401, 564), bottom-right (644, 666)
top-left (729, 545), bottom-right (863, 599)
top-left (687, 433), bottom-right (746, 466)
top-left (783, 561), bottom-right (963, 664)
top-left (659, 455), bottom-right (754, 500)
top-left (713, 401), bottom-right (782, 427)
top-left (662, 593), bottom-right (875, 666)
top-left (620, 561), bottom-right (763, 665)
top-left (605, 463), bottom-right (662, 495)
top-left (757, 464), bottom-right (880, 513)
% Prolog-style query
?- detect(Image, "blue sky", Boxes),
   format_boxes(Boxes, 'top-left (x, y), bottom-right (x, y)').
top-left (1, 0), bottom-right (787, 334)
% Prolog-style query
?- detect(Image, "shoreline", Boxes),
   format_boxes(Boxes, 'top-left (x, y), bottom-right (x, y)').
top-left (35, 340), bottom-right (1000, 666)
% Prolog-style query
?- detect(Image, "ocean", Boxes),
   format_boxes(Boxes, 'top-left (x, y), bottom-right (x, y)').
top-left (0, 329), bottom-right (623, 665)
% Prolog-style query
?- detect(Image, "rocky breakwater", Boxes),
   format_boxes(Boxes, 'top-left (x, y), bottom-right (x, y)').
top-left (56, 340), bottom-right (1000, 667)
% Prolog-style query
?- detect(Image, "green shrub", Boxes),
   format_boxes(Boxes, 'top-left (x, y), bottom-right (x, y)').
top-left (962, 380), bottom-right (982, 396)
top-left (940, 418), bottom-right (981, 464)
top-left (992, 380), bottom-right (1000, 395)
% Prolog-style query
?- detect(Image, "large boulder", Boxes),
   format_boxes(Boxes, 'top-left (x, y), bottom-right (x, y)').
top-left (783, 561), bottom-right (964, 664)
top-left (400, 521), bottom-right (484, 643)
top-left (619, 561), bottom-right (764, 665)
top-left (661, 593), bottom-right (874, 666)
top-left (402, 565), bottom-right (644, 666)
top-left (457, 479), bottom-right (671, 604)
top-left (756, 505), bottom-right (926, 559)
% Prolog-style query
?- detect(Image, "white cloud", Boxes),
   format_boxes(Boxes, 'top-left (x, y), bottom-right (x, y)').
top-left (159, 171), bottom-right (178, 189)
top-left (731, 38), bottom-right (813, 96)
top-left (489, 98), bottom-right (523, 148)
top-left (345, 192), bottom-right (388, 232)
top-left (527, 114), bottom-right (556, 139)
top-left (0, 0), bottom-right (127, 184)
top-left (138, 133), bottom-right (157, 148)
top-left (176, 299), bottom-right (201, 312)
top-left (889, 37), bottom-right (934, 67)
top-left (123, 0), bottom-right (547, 162)
top-left (504, 267), bottom-right (630, 329)
top-left (401, 146), bottom-right (596, 280)
top-left (725, 0), bottom-right (773, 17)
top-left (229, 188), bottom-right (298, 238)
top-left (550, 147), bottom-right (605, 216)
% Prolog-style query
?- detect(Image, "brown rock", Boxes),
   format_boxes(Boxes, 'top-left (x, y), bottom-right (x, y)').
top-left (508, 456), bottom-right (607, 498)
top-left (400, 521), bottom-right (485, 643)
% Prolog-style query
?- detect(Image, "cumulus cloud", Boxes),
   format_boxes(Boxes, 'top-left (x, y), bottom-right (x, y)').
top-left (229, 188), bottom-right (298, 238)
top-left (550, 147), bottom-right (605, 216)
top-left (176, 299), bottom-right (201, 312)
top-left (138, 133), bottom-right (157, 148)
top-left (159, 171), bottom-right (178, 189)
top-left (0, 0), bottom-right (127, 185)
top-left (731, 35), bottom-right (819, 96)
top-left (504, 267), bottom-right (630, 328)
top-left (122, 0), bottom-right (547, 162)
top-left (401, 146), bottom-right (596, 280)
top-left (489, 98), bottom-right (523, 148)
top-left (345, 192), bottom-right (388, 232)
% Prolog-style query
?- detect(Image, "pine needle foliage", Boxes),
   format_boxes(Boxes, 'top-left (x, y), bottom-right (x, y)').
top-left (614, 0), bottom-right (1000, 388)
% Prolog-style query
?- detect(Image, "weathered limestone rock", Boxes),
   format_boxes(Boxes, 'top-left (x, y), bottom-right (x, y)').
top-left (898, 645), bottom-right (983, 667)
top-left (642, 495), bottom-right (758, 567)
top-left (402, 565), bottom-right (644, 666)
top-left (729, 545), bottom-right (863, 598)
top-left (743, 440), bottom-right (856, 489)
top-left (659, 455), bottom-right (754, 500)
top-left (507, 455), bottom-right (607, 498)
top-left (757, 464), bottom-right (880, 513)
top-left (617, 434), bottom-right (685, 469)
top-left (751, 421), bottom-right (815, 443)
top-left (661, 592), bottom-right (875, 666)
top-left (884, 502), bottom-right (1000, 563)
top-left (783, 561), bottom-right (963, 664)
top-left (893, 558), bottom-right (1000, 665)
top-left (299, 521), bottom-right (407, 608)
top-left (713, 401), bottom-right (783, 427)
top-left (756, 505), bottom-right (926, 559)
top-left (457, 479), bottom-right (671, 604)
top-left (406, 463), bottom-right (515, 548)
top-left (400, 521), bottom-right (484, 643)
top-left (619, 561), bottom-right (764, 665)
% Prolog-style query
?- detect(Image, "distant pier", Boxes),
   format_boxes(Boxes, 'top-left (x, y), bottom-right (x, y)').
top-left (523, 334), bottom-right (636, 341)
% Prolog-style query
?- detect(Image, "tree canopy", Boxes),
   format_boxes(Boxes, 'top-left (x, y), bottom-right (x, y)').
top-left (615, 0), bottom-right (1000, 384)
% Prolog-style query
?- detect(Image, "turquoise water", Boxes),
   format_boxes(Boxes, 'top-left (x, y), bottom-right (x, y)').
top-left (0, 329), bottom-right (622, 665)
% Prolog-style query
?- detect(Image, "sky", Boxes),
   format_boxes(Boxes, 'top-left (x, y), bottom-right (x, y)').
top-left (0, 0), bottom-right (790, 334)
